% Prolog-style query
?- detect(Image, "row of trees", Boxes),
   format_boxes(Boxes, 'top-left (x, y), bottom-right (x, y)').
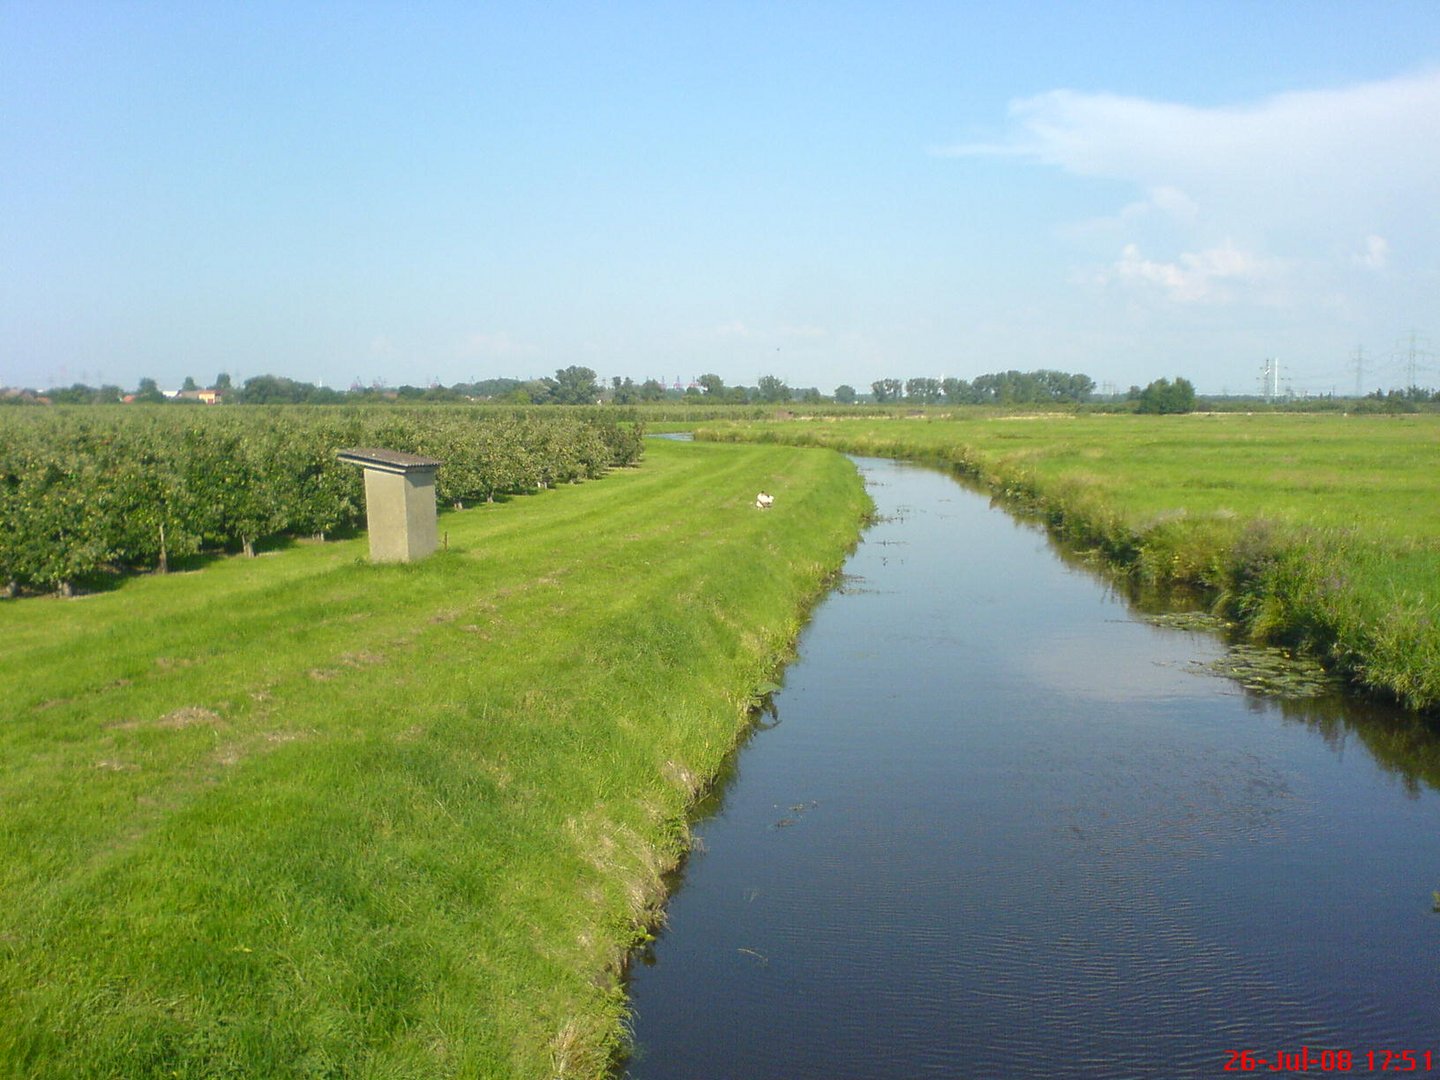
top-left (13, 366), bottom-right (1440, 410)
top-left (1131, 377), bottom-right (1197, 414)
top-left (5, 369), bottom-right (824, 407)
top-left (3, 371), bottom-right (604, 407)
top-left (224, 369), bottom-right (839, 407)
top-left (0, 407), bottom-right (644, 596)
top-left (868, 370), bottom-right (1097, 405)
top-left (8, 367), bottom-right (1096, 408)
top-left (673, 369), bottom-right (1101, 406)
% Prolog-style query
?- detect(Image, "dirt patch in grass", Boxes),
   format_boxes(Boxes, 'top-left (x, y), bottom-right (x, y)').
top-left (156, 707), bottom-right (223, 729)
top-left (338, 650), bottom-right (386, 668)
top-left (153, 656), bottom-right (201, 670)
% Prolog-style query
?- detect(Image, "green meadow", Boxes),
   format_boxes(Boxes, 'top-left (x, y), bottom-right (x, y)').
top-left (0, 437), bottom-right (869, 1079)
top-left (696, 412), bottom-right (1440, 713)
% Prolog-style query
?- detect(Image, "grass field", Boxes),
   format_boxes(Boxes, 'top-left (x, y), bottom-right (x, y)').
top-left (695, 412), bottom-right (1440, 713)
top-left (0, 437), bottom-right (869, 1079)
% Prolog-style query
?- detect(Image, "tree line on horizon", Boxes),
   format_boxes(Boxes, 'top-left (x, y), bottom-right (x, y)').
top-left (6, 366), bottom-right (1099, 407)
top-left (6, 365), bottom-right (1436, 410)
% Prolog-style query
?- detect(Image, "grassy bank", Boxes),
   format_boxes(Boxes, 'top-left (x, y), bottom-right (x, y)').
top-left (695, 412), bottom-right (1440, 714)
top-left (0, 438), bottom-right (869, 1079)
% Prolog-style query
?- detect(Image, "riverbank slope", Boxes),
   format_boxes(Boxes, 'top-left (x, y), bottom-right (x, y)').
top-left (695, 413), bottom-right (1440, 714)
top-left (0, 438), bottom-right (869, 1078)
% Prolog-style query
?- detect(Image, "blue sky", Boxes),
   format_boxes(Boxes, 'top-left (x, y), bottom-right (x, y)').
top-left (4, 1), bottom-right (1438, 395)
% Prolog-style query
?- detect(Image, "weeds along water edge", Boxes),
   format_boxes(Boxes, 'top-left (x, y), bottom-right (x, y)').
top-left (693, 415), bottom-right (1440, 717)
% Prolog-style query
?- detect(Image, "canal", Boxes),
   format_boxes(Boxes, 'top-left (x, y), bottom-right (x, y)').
top-left (623, 456), bottom-right (1439, 1079)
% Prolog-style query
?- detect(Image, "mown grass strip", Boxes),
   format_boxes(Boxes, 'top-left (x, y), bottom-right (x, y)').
top-left (0, 437), bottom-right (869, 1079)
top-left (696, 412), bottom-right (1440, 714)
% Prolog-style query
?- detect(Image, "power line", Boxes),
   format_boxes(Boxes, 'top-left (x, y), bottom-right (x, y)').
top-left (1398, 329), bottom-right (1434, 389)
top-left (1259, 357), bottom-right (1280, 402)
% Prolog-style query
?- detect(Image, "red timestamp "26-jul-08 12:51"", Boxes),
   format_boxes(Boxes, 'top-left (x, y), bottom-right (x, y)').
top-left (1224, 1048), bottom-right (1436, 1073)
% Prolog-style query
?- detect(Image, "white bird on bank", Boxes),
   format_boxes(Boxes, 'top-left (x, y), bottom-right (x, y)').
top-left (755, 492), bottom-right (774, 509)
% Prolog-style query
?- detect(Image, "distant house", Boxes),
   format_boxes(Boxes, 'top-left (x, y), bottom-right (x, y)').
top-left (0, 387), bottom-right (47, 405)
top-left (173, 389), bottom-right (224, 405)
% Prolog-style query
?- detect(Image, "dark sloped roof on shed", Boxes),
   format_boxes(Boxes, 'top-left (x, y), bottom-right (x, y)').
top-left (337, 447), bottom-right (443, 472)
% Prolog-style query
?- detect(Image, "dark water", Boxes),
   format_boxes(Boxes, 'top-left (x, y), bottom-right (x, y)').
top-left (624, 458), bottom-right (1440, 1080)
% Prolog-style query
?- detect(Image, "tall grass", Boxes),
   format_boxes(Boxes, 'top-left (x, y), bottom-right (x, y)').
top-left (0, 438), bottom-right (870, 1078)
top-left (696, 412), bottom-right (1440, 713)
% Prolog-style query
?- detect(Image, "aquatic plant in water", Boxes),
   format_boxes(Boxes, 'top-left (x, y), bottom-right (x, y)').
top-left (1199, 644), bottom-right (1343, 699)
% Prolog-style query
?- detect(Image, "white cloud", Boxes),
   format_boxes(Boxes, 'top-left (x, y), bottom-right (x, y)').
top-left (945, 70), bottom-right (1440, 209)
top-left (1147, 186), bottom-right (1200, 222)
top-left (944, 69), bottom-right (1440, 302)
top-left (1102, 242), bottom-right (1282, 304)
top-left (1355, 234), bottom-right (1390, 271)
top-left (1066, 184), bottom-right (1200, 241)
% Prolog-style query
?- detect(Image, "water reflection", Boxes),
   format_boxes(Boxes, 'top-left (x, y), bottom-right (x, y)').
top-left (970, 464), bottom-right (1440, 798)
top-left (624, 457), bottom-right (1439, 1080)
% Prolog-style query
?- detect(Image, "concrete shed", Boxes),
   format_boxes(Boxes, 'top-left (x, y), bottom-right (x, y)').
top-left (337, 448), bottom-right (443, 563)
